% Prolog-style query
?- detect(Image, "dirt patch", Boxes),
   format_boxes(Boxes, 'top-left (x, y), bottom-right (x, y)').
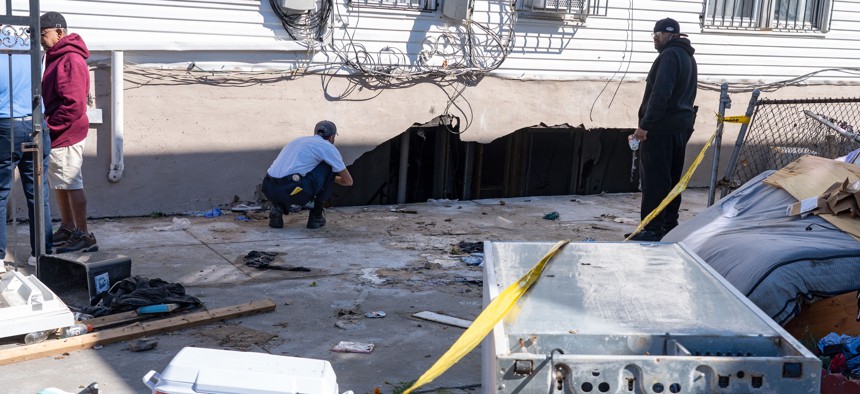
top-left (196, 323), bottom-right (279, 350)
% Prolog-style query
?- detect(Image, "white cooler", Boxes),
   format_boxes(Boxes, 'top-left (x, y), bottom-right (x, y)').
top-left (143, 347), bottom-right (341, 394)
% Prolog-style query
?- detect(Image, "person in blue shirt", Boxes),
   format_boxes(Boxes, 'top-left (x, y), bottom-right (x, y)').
top-left (0, 39), bottom-right (53, 270)
top-left (262, 120), bottom-right (354, 229)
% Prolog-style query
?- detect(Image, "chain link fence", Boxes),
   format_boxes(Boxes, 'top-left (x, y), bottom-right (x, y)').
top-left (727, 97), bottom-right (860, 188)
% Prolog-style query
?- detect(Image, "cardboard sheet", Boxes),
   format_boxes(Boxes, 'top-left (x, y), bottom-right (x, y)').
top-left (765, 155), bottom-right (860, 240)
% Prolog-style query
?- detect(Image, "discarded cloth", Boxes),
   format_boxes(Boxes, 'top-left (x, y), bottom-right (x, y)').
top-left (153, 217), bottom-right (191, 231)
top-left (543, 211), bottom-right (560, 220)
top-left (819, 332), bottom-right (860, 375)
top-left (461, 253), bottom-right (484, 267)
top-left (81, 276), bottom-right (202, 317)
top-left (456, 241), bottom-right (483, 254)
top-left (243, 250), bottom-right (311, 271)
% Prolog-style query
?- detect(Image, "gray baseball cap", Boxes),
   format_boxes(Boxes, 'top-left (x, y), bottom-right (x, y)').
top-left (314, 120), bottom-right (337, 138)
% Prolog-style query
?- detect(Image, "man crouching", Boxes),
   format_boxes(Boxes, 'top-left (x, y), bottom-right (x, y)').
top-left (262, 120), bottom-right (353, 229)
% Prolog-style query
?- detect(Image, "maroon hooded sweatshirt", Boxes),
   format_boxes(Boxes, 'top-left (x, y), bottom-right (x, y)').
top-left (42, 33), bottom-right (90, 149)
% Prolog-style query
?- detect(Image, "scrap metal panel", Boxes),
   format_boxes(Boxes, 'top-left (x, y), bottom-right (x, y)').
top-left (482, 241), bottom-right (820, 394)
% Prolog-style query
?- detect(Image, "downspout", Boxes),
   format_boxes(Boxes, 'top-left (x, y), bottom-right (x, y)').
top-left (108, 50), bottom-right (124, 182)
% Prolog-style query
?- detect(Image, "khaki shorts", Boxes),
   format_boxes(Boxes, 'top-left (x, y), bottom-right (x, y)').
top-left (47, 140), bottom-right (86, 190)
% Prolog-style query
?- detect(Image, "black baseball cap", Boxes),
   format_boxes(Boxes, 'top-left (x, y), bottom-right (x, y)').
top-left (314, 120), bottom-right (337, 138)
top-left (40, 11), bottom-right (67, 30)
top-left (653, 18), bottom-right (687, 36)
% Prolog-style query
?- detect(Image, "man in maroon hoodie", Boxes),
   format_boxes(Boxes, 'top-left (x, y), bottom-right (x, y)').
top-left (40, 11), bottom-right (97, 253)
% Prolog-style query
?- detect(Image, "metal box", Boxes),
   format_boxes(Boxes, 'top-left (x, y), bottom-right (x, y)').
top-left (442, 0), bottom-right (472, 20)
top-left (481, 242), bottom-right (821, 394)
top-left (37, 252), bottom-right (132, 304)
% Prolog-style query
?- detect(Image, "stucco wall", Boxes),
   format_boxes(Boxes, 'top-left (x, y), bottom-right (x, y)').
top-left (22, 71), bottom-right (845, 218)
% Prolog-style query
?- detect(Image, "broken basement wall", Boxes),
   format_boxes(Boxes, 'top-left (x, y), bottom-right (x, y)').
top-left (15, 73), bottom-right (855, 218)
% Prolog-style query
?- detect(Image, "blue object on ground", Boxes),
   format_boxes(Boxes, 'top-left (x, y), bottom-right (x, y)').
top-left (203, 208), bottom-right (222, 218)
top-left (461, 253), bottom-right (484, 266)
top-left (236, 215), bottom-right (252, 222)
top-left (543, 211), bottom-right (560, 220)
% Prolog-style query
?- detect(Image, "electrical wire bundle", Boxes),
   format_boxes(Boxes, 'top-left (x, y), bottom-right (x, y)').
top-left (270, 0), bottom-right (333, 41)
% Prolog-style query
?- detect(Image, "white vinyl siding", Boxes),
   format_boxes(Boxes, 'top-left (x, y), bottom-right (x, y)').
top-left (4, 0), bottom-right (855, 83)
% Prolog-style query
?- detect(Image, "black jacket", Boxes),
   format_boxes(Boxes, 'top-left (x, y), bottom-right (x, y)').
top-left (638, 38), bottom-right (698, 135)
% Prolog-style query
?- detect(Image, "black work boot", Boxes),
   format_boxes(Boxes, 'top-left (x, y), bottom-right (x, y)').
top-left (307, 209), bottom-right (326, 229)
top-left (268, 204), bottom-right (284, 228)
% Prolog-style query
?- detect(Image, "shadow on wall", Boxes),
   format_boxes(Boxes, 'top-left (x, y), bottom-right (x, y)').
top-left (331, 123), bottom-right (642, 207)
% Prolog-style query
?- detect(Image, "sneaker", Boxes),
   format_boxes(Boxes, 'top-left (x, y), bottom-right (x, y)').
top-left (56, 230), bottom-right (98, 253)
top-left (627, 229), bottom-right (664, 242)
top-left (52, 225), bottom-right (74, 246)
top-left (28, 256), bottom-right (36, 267)
top-left (268, 204), bottom-right (284, 228)
top-left (306, 210), bottom-right (326, 229)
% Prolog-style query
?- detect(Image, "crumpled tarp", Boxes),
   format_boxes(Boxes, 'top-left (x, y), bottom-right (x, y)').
top-left (81, 276), bottom-right (203, 317)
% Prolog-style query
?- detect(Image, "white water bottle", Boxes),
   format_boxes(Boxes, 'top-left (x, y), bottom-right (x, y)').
top-left (629, 136), bottom-right (640, 151)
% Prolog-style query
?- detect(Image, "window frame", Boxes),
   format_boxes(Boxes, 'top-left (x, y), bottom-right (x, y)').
top-left (701, 0), bottom-right (833, 32)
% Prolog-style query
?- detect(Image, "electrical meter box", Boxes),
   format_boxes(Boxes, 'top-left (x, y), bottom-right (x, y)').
top-left (278, 0), bottom-right (316, 11)
top-left (442, 0), bottom-right (473, 20)
top-left (481, 241), bottom-right (821, 394)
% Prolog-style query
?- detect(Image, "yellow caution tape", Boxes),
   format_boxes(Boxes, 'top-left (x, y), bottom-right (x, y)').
top-left (625, 129), bottom-right (717, 241)
top-left (290, 186), bottom-right (303, 196)
top-left (722, 115), bottom-right (750, 124)
top-left (402, 240), bottom-right (570, 394)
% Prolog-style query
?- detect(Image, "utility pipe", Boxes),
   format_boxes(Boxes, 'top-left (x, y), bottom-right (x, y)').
top-left (707, 83), bottom-right (730, 206)
top-left (397, 131), bottom-right (410, 204)
top-left (108, 50), bottom-right (124, 182)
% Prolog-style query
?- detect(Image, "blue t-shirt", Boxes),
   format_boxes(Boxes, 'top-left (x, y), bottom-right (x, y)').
top-left (0, 40), bottom-right (34, 118)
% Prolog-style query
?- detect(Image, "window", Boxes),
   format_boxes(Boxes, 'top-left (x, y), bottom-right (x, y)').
top-left (702, 0), bottom-right (832, 31)
top-left (516, 0), bottom-right (605, 21)
top-left (349, 0), bottom-right (437, 11)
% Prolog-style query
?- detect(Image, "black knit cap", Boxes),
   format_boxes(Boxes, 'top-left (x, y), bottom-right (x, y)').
top-left (40, 11), bottom-right (67, 29)
top-left (653, 18), bottom-right (688, 36)
top-left (314, 120), bottom-right (337, 138)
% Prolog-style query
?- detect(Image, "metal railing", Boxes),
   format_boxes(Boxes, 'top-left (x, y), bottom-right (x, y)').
top-left (722, 97), bottom-right (860, 194)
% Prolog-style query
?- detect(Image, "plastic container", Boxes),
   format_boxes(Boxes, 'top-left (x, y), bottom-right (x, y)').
top-left (59, 323), bottom-right (92, 338)
top-left (24, 330), bottom-right (52, 344)
top-left (628, 136), bottom-right (640, 151)
top-left (0, 271), bottom-right (74, 340)
top-left (143, 347), bottom-right (341, 394)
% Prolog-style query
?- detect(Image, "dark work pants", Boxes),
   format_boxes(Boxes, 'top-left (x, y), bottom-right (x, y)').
top-left (638, 130), bottom-right (692, 233)
top-left (262, 162), bottom-right (336, 215)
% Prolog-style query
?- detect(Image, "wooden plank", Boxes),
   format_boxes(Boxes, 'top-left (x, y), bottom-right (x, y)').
top-left (412, 311), bottom-right (472, 329)
top-left (86, 310), bottom-right (146, 330)
top-left (786, 292), bottom-right (860, 341)
top-left (0, 300), bottom-right (276, 366)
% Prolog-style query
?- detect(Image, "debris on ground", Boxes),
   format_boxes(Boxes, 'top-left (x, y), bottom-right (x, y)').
top-left (153, 217), bottom-right (191, 231)
top-left (495, 216), bottom-right (514, 229)
top-left (412, 311), bottom-right (472, 329)
top-left (453, 241), bottom-right (483, 254)
top-left (543, 211), bottom-right (560, 220)
top-left (331, 341), bottom-right (374, 353)
top-left (235, 215), bottom-right (252, 222)
top-left (80, 276), bottom-right (203, 317)
top-left (231, 204), bottom-right (261, 212)
top-left (460, 254), bottom-right (483, 266)
top-left (364, 311), bottom-right (386, 318)
top-left (129, 337), bottom-right (159, 352)
top-left (243, 251), bottom-right (311, 271)
top-left (389, 208), bottom-right (418, 214)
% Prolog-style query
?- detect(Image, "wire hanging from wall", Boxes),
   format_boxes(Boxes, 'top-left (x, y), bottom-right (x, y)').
top-left (269, 0), bottom-right (333, 41)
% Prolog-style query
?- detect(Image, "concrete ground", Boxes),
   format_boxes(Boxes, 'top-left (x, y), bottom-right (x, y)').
top-left (0, 190), bottom-right (709, 394)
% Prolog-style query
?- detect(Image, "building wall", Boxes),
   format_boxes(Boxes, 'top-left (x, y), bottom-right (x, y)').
top-left (3, 0), bottom-right (859, 216)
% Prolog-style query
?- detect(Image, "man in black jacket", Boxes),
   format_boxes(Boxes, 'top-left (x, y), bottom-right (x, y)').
top-left (629, 17), bottom-right (698, 241)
